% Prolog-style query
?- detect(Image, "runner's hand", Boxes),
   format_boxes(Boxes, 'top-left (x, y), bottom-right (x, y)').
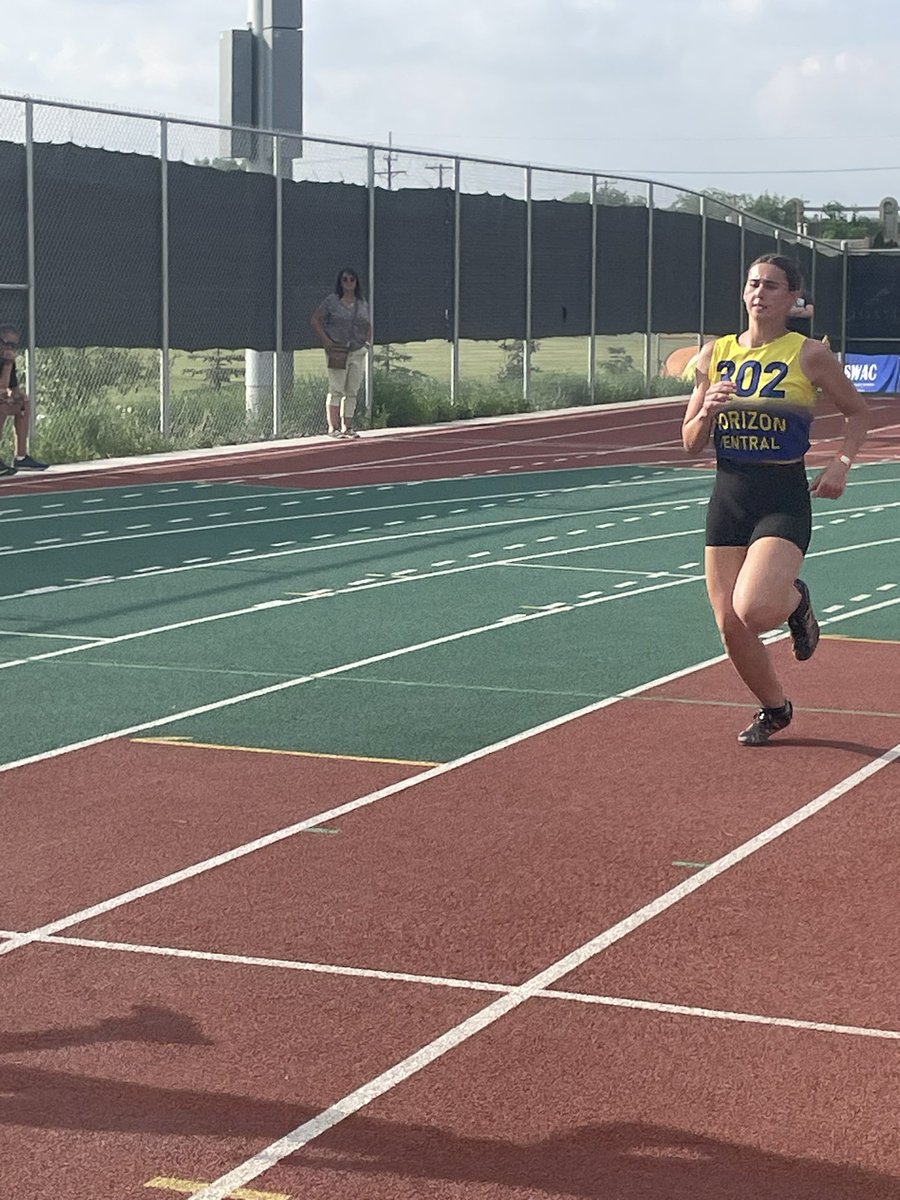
top-left (809, 458), bottom-right (850, 500)
top-left (700, 379), bottom-right (735, 420)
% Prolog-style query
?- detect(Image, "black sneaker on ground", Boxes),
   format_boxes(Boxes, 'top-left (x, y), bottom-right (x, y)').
top-left (0, 459), bottom-right (16, 477)
top-left (787, 578), bottom-right (820, 661)
top-left (14, 454), bottom-right (48, 470)
top-left (737, 699), bottom-right (794, 746)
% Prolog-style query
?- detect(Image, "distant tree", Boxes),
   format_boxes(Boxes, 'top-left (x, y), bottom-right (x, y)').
top-left (668, 189), bottom-right (889, 243)
top-left (184, 349), bottom-right (245, 392)
top-left (374, 344), bottom-right (414, 373)
top-left (36, 347), bottom-right (156, 411)
top-left (498, 339), bottom-right (540, 381)
top-left (669, 189), bottom-right (797, 228)
top-left (598, 345), bottom-right (636, 375)
top-left (563, 185), bottom-right (646, 207)
top-left (810, 202), bottom-right (881, 241)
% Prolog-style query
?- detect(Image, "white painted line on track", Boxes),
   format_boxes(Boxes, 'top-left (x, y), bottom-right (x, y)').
top-left (185, 739), bottom-right (900, 1200)
top-left (0, 530), bottom-right (709, 673)
top-left (0, 630), bottom-right (111, 643)
top-left (1, 585), bottom-right (896, 954)
top-left (11, 931), bottom-right (900, 1044)
top-left (0, 644), bottom-right (737, 960)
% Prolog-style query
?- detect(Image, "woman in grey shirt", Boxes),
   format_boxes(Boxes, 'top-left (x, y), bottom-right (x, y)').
top-left (310, 268), bottom-right (372, 438)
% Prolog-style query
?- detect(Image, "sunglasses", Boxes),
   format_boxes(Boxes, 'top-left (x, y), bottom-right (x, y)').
top-left (1, 339), bottom-right (18, 348)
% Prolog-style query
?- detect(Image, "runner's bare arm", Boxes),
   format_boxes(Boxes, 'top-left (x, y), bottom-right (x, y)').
top-left (801, 339), bottom-right (870, 499)
top-left (681, 342), bottom-right (732, 454)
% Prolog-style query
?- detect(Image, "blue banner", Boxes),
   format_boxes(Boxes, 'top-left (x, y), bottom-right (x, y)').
top-left (843, 354), bottom-right (900, 393)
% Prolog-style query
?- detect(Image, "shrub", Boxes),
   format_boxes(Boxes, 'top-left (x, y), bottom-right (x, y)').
top-left (528, 372), bottom-right (593, 409)
top-left (34, 397), bottom-right (168, 463)
top-left (649, 374), bottom-right (691, 397)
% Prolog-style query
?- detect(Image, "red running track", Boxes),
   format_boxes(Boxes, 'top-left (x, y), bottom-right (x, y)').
top-left (1, 640), bottom-right (898, 1198)
top-left (3, 395), bottom-right (898, 495)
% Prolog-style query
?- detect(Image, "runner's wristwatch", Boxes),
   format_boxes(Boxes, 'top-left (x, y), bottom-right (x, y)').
top-left (838, 454), bottom-right (852, 468)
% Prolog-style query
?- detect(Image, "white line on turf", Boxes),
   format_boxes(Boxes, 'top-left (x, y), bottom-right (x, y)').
top-left (0, 531), bottom-right (707, 673)
top-left (0, 645), bottom-right (738, 960)
top-left (0, 575), bottom-right (704, 778)
top-left (0, 630), bottom-right (111, 643)
top-left (2, 591), bottom-right (897, 959)
top-left (185, 740), bottom-right (900, 1200)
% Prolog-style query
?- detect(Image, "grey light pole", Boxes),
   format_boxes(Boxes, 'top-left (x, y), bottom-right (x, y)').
top-left (221, 0), bottom-right (302, 428)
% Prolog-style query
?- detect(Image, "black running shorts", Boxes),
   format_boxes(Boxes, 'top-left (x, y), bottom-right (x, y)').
top-left (705, 459), bottom-right (812, 553)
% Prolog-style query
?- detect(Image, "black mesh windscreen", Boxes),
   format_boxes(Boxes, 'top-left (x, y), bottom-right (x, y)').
top-left (704, 219), bottom-right (743, 334)
top-left (847, 254), bottom-right (900, 341)
top-left (0, 141), bottom-right (27, 297)
top-left (531, 198), bottom-right (593, 338)
top-left (168, 160), bottom-right (275, 351)
top-left (742, 230), bottom-right (778, 274)
top-left (651, 209), bottom-right (701, 333)
top-left (372, 186), bottom-right (453, 344)
top-left (793, 242), bottom-right (814, 292)
top-left (596, 206), bottom-right (648, 333)
top-left (282, 180), bottom-right (368, 350)
top-left (811, 251), bottom-right (842, 342)
top-left (6, 135), bottom-right (900, 354)
top-left (458, 193), bottom-right (527, 340)
top-left (33, 143), bottom-right (161, 347)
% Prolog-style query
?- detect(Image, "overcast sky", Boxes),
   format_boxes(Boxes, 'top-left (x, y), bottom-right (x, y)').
top-left (4, 0), bottom-right (899, 209)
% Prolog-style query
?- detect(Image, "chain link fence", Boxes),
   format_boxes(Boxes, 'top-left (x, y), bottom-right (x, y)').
top-left (0, 91), bottom-right (855, 465)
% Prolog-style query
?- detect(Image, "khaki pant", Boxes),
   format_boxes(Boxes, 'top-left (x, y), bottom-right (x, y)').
top-left (326, 346), bottom-right (367, 419)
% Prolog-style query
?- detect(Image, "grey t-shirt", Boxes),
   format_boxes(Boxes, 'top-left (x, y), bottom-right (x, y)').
top-left (316, 293), bottom-right (370, 350)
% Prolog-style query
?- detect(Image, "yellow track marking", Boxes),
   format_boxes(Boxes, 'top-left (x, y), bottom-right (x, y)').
top-left (822, 634), bottom-right (900, 645)
top-left (145, 1179), bottom-right (290, 1200)
top-left (130, 736), bottom-right (439, 768)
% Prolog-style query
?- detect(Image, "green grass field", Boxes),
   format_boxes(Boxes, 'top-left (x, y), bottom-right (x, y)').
top-left (161, 332), bottom-right (699, 393)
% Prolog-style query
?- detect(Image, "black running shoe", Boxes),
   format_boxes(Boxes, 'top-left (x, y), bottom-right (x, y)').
top-left (737, 700), bottom-right (793, 746)
top-left (14, 454), bottom-right (48, 471)
top-left (0, 459), bottom-right (16, 477)
top-left (788, 579), bottom-right (820, 661)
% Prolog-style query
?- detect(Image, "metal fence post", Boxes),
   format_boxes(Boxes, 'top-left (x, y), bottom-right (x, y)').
top-left (644, 181), bottom-right (654, 384)
top-left (699, 194), bottom-right (707, 344)
top-left (159, 117), bottom-right (171, 437)
top-left (24, 99), bottom-right (37, 425)
top-left (524, 165), bottom-right (533, 406)
top-left (367, 144), bottom-right (376, 413)
top-left (840, 241), bottom-right (849, 360)
top-left (451, 157), bottom-right (461, 406)
top-left (273, 133), bottom-right (283, 437)
top-left (589, 175), bottom-right (598, 404)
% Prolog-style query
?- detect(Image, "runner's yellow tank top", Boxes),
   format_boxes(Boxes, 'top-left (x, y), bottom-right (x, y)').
top-left (708, 331), bottom-right (817, 464)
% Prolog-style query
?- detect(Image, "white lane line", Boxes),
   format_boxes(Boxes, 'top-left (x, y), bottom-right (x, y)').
top-left (24, 932), bottom-right (900, 1043)
top-left (0, 524), bottom-right (896, 686)
top-left (542, 989), bottom-right (900, 1042)
top-left (187, 741), bottom-right (900, 1200)
top-left (0, 630), bottom-right (111, 643)
top-left (0, 645), bottom-right (734, 961)
top-left (0, 531), bottom-right (706, 674)
top-left (0, 578), bottom-right (704, 774)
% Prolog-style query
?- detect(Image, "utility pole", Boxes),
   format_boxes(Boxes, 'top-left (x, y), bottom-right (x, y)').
top-left (425, 161), bottom-right (449, 188)
top-left (221, 0), bottom-right (303, 423)
top-left (374, 132), bottom-right (406, 190)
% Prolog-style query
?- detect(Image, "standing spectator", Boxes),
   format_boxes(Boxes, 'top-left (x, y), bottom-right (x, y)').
top-left (310, 268), bottom-right (372, 439)
top-left (0, 325), bottom-right (48, 476)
